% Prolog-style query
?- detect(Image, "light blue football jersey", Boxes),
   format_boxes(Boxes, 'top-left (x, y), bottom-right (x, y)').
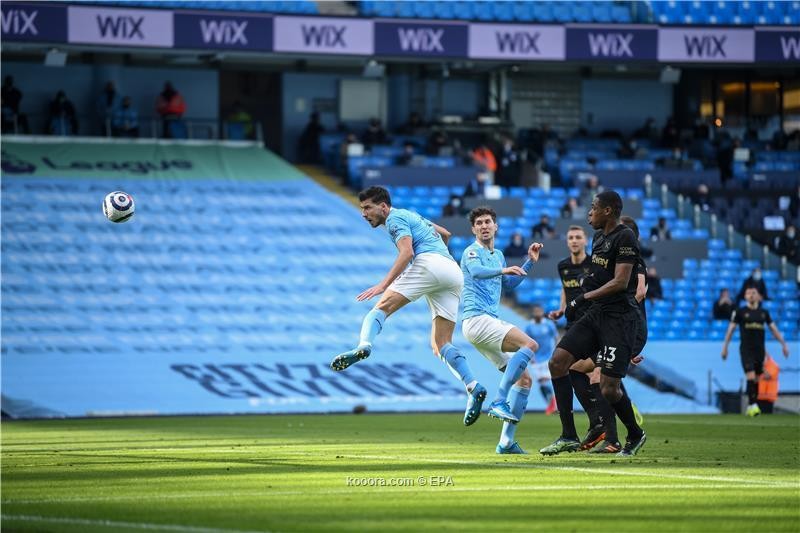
top-left (460, 241), bottom-right (506, 320)
top-left (525, 319), bottom-right (558, 361)
top-left (385, 208), bottom-right (452, 260)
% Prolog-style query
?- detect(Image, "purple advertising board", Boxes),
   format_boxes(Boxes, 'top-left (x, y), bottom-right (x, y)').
top-left (67, 5), bottom-right (173, 48)
top-left (374, 20), bottom-right (467, 58)
top-left (566, 24), bottom-right (658, 61)
top-left (273, 15), bottom-right (373, 55)
top-left (468, 23), bottom-right (565, 60)
top-left (658, 27), bottom-right (754, 62)
top-left (174, 12), bottom-right (272, 51)
top-left (755, 28), bottom-right (800, 62)
top-left (1, 2), bottom-right (67, 43)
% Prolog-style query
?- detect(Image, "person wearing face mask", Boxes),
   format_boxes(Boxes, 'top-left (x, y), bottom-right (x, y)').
top-left (441, 194), bottom-right (465, 217)
top-left (774, 225), bottom-right (799, 264)
top-left (494, 136), bottom-right (521, 188)
top-left (111, 96), bottom-right (139, 138)
top-left (48, 90), bottom-right (78, 135)
top-left (736, 268), bottom-right (769, 303)
top-left (504, 232), bottom-right (528, 258)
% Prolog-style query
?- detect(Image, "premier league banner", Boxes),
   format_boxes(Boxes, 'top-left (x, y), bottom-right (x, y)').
top-left (67, 5), bottom-right (174, 48)
top-left (273, 15), bottom-right (373, 55)
top-left (566, 24), bottom-right (658, 61)
top-left (174, 12), bottom-right (273, 51)
top-left (374, 20), bottom-right (468, 58)
top-left (0, 2), bottom-right (66, 43)
top-left (755, 27), bottom-right (800, 62)
top-left (658, 27), bottom-right (755, 62)
top-left (468, 23), bottom-right (566, 60)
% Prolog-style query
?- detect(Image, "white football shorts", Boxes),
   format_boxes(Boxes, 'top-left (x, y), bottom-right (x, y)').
top-left (388, 252), bottom-right (463, 322)
top-left (531, 360), bottom-right (551, 381)
top-left (462, 314), bottom-right (516, 369)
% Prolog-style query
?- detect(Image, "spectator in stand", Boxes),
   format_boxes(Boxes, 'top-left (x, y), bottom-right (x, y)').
top-left (396, 142), bottom-right (416, 166)
top-left (531, 214), bottom-right (555, 240)
top-left (661, 116), bottom-right (679, 148)
top-left (713, 288), bottom-right (734, 320)
top-left (663, 146), bottom-right (687, 169)
top-left (111, 96), bottom-right (139, 138)
top-left (618, 138), bottom-right (643, 159)
top-left (361, 117), bottom-right (387, 149)
top-left (504, 232), bottom-right (528, 258)
top-left (494, 136), bottom-right (521, 188)
top-left (426, 128), bottom-right (449, 156)
top-left (693, 183), bottom-right (712, 212)
top-left (560, 197), bottom-right (586, 221)
top-left (156, 82), bottom-right (186, 138)
top-left (98, 81), bottom-right (120, 134)
top-left (775, 225), bottom-right (799, 264)
top-left (47, 90), bottom-right (78, 135)
top-left (580, 174), bottom-right (603, 207)
top-left (757, 354), bottom-right (780, 414)
top-left (716, 131), bottom-right (735, 186)
top-left (227, 100), bottom-right (254, 139)
top-left (463, 171), bottom-right (489, 199)
top-left (650, 217), bottom-right (672, 241)
top-left (633, 117), bottom-right (658, 143)
top-left (472, 140), bottom-right (497, 180)
top-left (441, 194), bottom-right (466, 217)
top-left (298, 111), bottom-right (325, 163)
top-left (397, 111), bottom-right (426, 135)
top-left (736, 267), bottom-right (769, 302)
top-left (646, 266), bottom-right (663, 301)
top-left (1, 75), bottom-right (28, 134)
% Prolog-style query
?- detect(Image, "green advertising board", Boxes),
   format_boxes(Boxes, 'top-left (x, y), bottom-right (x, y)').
top-left (1, 139), bottom-right (303, 181)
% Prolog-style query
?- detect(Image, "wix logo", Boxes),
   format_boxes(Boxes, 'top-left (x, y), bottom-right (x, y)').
top-left (495, 30), bottom-right (540, 54)
top-left (588, 32), bottom-right (633, 57)
top-left (780, 36), bottom-right (800, 59)
top-left (1, 8), bottom-right (38, 35)
top-left (301, 24), bottom-right (346, 47)
top-left (200, 19), bottom-right (248, 45)
top-left (96, 14), bottom-right (144, 39)
top-left (397, 27), bottom-right (443, 52)
top-left (683, 34), bottom-right (727, 57)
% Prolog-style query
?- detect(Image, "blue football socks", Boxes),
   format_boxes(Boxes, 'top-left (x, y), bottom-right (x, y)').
top-left (499, 386), bottom-right (530, 447)
top-left (358, 308), bottom-right (386, 348)
top-left (440, 343), bottom-right (476, 388)
top-left (494, 347), bottom-right (534, 403)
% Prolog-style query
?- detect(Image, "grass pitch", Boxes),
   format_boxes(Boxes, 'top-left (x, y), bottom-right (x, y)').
top-left (2, 413), bottom-right (799, 532)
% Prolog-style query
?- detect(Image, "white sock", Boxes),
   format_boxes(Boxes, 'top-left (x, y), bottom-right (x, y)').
top-left (466, 380), bottom-right (478, 393)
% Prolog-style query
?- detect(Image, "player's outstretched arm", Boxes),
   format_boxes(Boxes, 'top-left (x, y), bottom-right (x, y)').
top-left (432, 222), bottom-right (451, 246)
top-left (721, 321), bottom-right (736, 359)
top-left (582, 262), bottom-right (633, 302)
top-left (768, 322), bottom-right (791, 357)
top-left (357, 236), bottom-right (414, 301)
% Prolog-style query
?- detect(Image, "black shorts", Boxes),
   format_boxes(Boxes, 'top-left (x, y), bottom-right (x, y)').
top-left (740, 348), bottom-right (766, 375)
top-left (557, 305), bottom-right (643, 378)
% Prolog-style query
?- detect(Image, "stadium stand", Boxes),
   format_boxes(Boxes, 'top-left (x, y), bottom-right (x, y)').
top-left (78, 0), bottom-right (318, 14)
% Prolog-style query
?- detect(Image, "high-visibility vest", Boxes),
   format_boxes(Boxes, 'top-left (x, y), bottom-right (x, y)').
top-left (758, 355), bottom-right (780, 403)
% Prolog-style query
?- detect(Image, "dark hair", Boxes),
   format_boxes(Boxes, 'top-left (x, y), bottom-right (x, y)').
top-left (567, 225), bottom-right (586, 235)
top-left (358, 186), bottom-right (391, 206)
top-left (595, 190), bottom-right (623, 218)
top-left (620, 215), bottom-right (640, 239)
top-left (469, 206), bottom-right (497, 226)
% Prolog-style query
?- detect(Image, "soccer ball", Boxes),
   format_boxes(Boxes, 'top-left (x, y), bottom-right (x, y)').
top-left (103, 191), bottom-right (135, 223)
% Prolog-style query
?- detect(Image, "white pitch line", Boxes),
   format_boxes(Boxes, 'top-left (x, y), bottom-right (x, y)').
top-left (2, 483), bottom-right (797, 506)
top-left (328, 453), bottom-right (800, 488)
top-left (1, 514), bottom-right (267, 533)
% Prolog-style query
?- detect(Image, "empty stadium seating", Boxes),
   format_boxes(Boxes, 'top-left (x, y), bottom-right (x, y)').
top-left (649, 0), bottom-right (799, 25)
top-left (83, 0), bottom-right (318, 14)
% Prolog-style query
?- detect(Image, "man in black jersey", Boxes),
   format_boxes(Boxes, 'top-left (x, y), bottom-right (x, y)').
top-left (544, 225), bottom-right (607, 453)
top-left (721, 287), bottom-right (790, 416)
top-left (540, 191), bottom-right (647, 457)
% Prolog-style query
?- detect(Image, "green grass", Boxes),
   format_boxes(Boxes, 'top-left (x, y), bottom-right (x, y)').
top-left (2, 413), bottom-right (799, 532)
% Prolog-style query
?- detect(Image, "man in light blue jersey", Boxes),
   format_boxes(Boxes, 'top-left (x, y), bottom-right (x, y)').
top-left (525, 304), bottom-right (559, 414)
top-left (331, 186), bottom-right (488, 426)
top-left (460, 206), bottom-right (543, 454)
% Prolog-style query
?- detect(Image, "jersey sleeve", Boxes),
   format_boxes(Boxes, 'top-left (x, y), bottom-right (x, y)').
top-left (463, 248), bottom-right (502, 279)
top-left (615, 229), bottom-right (639, 264)
top-left (386, 213), bottom-right (412, 245)
top-left (730, 309), bottom-right (740, 324)
top-left (765, 310), bottom-right (774, 325)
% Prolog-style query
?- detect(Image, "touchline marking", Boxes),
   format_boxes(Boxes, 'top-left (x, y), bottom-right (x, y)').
top-left (1, 514), bottom-right (268, 533)
top-left (2, 484), bottom-right (795, 505)
top-left (330, 454), bottom-right (800, 488)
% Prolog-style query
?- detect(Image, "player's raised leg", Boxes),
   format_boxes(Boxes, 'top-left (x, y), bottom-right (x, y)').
top-left (331, 290), bottom-right (408, 371)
